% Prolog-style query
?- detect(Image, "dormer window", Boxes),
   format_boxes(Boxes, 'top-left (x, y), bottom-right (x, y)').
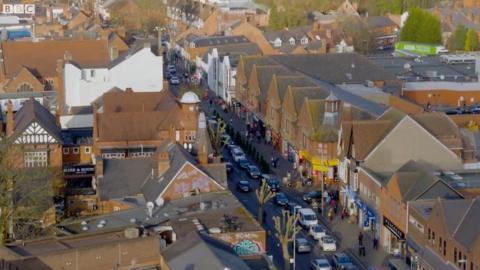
top-left (289, 37), bottom-right (295, 45)
top-left (273, 38), bottom-right (282, 48)
top-left (190, 42), bottom-right (195, 48)
top-left (301, 37), bottom-right (309, 45)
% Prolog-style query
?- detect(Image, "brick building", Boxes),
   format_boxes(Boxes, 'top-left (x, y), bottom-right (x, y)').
top-left (408, 198), bottom-right (480, 270)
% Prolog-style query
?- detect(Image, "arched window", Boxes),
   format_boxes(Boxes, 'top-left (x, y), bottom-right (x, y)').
top-left (17, 83), bottom-right (34, 92)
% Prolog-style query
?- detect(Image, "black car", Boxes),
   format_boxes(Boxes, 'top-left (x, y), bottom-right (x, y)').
top-left (266, 178), bottom-right (280, 192)
top-left (303, 190), bottom-right (322, 203)
top-left (247, 165), bottom-right (261, 179)
top-left (225, 162), bottom-right (233, 174)
top-left (236, 180), bottom-right (252, 193)
top-left (274, 192), bottom-right (289, 206)
top-left (238, 158), bottom-right (250, 169)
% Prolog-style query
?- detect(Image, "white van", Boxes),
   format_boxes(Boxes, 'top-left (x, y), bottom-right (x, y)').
top-left (298, 208), bottom-right (318, 228)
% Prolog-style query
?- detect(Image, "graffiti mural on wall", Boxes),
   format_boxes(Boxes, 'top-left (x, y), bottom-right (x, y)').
top-left (232, 239), bottom-right (261, 256)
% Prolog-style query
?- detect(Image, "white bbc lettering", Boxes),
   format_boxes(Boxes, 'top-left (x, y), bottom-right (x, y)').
top-left (2, 4), bottom-right (35, 14)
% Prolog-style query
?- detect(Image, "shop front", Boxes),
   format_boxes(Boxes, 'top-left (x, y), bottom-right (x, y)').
top-left (355, 198), bottom-right (378, 233)
top-left (382, 216), bottom-right (406, 256)
top-left (341, 186), bottom-right (358, 218)
top-left (299, 149), bottom-right (338, 184)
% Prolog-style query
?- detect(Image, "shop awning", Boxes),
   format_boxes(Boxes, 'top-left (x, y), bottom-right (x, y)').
top-left (299, 150), bottom-right (338, 172)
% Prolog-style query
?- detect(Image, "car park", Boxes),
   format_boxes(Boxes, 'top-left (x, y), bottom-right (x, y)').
top-left (309, 224), bottom-right (327, 240)
top-left (310, 256), bottom-right (332, 270)
top-left (295, 237), bottom-right (311, 253)
top-left (274, 192), bottom-right (289, 206)
top-left (236, 181), bottom-right (252, 193)
top-left (246, 165), bottom-right (261, 179)
top-left (303, 190), bottom-right (322, 204)
top-left (332, 252), bottom-right (354, 269)
top-left (298, 208), bottom-right (318, 228)
top-left (169, 76), bottom-right (180, 85)
top-left (238, 158), bottom-right (250, 169)
top-left (319, 235), bottom-right (337, 251)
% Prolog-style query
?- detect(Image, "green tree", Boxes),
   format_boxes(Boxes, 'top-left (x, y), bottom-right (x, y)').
top-left (268, 6), bottom-right (283, 30)
top-left (448, 24), bottom-right (467, 51)
top-left (255, 180), bottom-right (274, 224)
top-left (465, 29), bottom-right (479, 52)
top-left (0, 138), bottom-right (59, 243)
top-left (341, 16), bottom-right (375, 55)
top-left (400, 8), bottom-right (441, 44)
top-left (273, 210), bottom-right (302, 270)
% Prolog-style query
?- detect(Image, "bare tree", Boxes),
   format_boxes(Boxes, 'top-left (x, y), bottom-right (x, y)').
top-left (0, 138), bottom-right (60, 243)
top-left (255, 179), bottom-right (274, 224)
top-left (207, 119), bottom-right (225, 158)
top-left (273, 210), bottom-right (301, 270)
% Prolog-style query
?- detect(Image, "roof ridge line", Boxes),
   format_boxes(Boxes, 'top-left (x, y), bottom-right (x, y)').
top-left (452, 199), bottom-right (475, 237)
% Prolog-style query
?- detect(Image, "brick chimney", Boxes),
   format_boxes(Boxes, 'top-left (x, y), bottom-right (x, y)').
top-left (55, 59), bottom-right (65, 114)
top-left (6, 100), bottom-right (13, 137)
top-left (154, 149), bottom-right (170, 177)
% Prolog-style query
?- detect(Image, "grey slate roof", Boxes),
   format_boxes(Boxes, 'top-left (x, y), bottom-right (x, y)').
top-left (271, 53), bottom-right (396, 84)
top-left (141, 142), bottom-right (225, 203)
top-left (256, 66), bottom-right (290, 103)
top-left (447, 198), bottom-right (480, 249)
top-left (367, 16), bottom-right (397, 28)
top-left (202, 42), bottom-right (262, 67)
top-left (263, 26), bottom-right (310, 43)
top-left (290, 87), bottom-right (330, 113)
top-left (163, 232), bottom-right (251, 270)
top-left (99, 158), bottom-right (153, 200)
top-left (275, 75), bottom-right (316, 103)
top-left (11, 98), bottom-right (62, 143)
top-left (192, 35), bottom-right (249, 47)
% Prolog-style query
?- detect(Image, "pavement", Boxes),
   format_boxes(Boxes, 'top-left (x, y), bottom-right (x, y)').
top-left (168, 60), bottom-right (390, 270)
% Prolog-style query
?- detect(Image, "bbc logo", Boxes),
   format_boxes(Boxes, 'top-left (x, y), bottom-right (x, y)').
top-left (3, 4), bottom-right (35, 14)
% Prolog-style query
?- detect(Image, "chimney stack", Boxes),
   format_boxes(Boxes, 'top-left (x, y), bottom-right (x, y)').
top-left (155, 150), bottom-right (170, 177)
top-left (6, 100), bottom-right (13, 137)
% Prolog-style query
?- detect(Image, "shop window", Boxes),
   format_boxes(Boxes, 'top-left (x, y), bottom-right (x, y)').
top-left (73, 147), bottom-right (79, 154)
top-left (84, 147), bottom-right (91, 154)
top-left (63, 147), bottom-right (69, 155)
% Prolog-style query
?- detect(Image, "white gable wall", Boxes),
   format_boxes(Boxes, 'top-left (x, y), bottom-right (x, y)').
top-left (64, 48), bottom-right (163, 108)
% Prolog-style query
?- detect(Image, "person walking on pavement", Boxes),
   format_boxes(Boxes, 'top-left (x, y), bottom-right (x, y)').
top-left (373, 236), bottom-right (378, 250)
top-left (328, 208), bottom-right (333, 221)
top-left (358, 243), bottom-right (366, 257)
top-left (358, 232), bottom-right (364, 246)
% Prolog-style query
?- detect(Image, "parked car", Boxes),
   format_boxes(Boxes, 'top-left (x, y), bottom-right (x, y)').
top-left (232, 148), bottom-right (246, 162)
top-left (183, 72), bottom-right (189, 78)
top-left (165, 72), bottom-right (172, 79)
top-left (266, 177), bottom-right (280, 192)
top-left (221, 134), bottom-right (231, 145)
top-left (287, 202), bottom-right (302, 215)
top-left (236, 180), bottom-right (252, 193)
top-left (247, 165), bottom-right (261, 179)
top-left (227, 144), bottom-right (239, 153)
top-left (298, 208), bottom-right (318, 228)
top-left (225, 162), bottom-right (233, 174)
top-left (238, 158), bottom-right (250, 169)
top-left (169, 76), bottom-right (180, 85)
top-left (310, 256), bottom-right (332, 270)
top-left (295, 237), bottom-right (311, 253)
top-left (309, 224), bottom-right (327, 240)
top-left (445, 108), bottom-right (463, 115)
top-left (303, 190), bottom-right (322, 204)
top-left (274, 192), bottom-right (289, 206)
top-left (319, 235), bottom-right (337, 251)
top-left (332, 252), bottom-right (354, 269)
